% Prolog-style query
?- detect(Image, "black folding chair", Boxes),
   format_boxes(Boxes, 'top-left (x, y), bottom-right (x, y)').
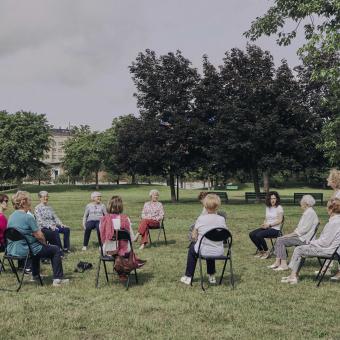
top-left (2, 228), bottom-right (43, 292)
top-left (315, 245), bottom-right (340, 287)
top-left (192, 228), bottom-right (234, 291)
top-left (0, 245), bottom-right (6, 273)
top-left (95, 229), bottom-right (138, 290)
top-left (148, 218), bottom-right (167, 246)
top-left (265, 216), bottom-right (285, 257)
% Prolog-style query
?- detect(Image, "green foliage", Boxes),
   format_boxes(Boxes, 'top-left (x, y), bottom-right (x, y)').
top-left (245, 0), bottom-right (340, 88)
top-left (317, 116), bottom-right (340, 166)
top-left (63, 127), bottom-right (108, 186)
top-left (0, 111), bottom-right (51, 183)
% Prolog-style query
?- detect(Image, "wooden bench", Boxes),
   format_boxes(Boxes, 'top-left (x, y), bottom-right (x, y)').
top-left (293, 193), bottom-right (323, 205)
top-left (226, 185), bottom-right (239, 190)
top-left (209, 191), bottom-right (228, 203)
top-left (245, 192), bottom-right (267, 203)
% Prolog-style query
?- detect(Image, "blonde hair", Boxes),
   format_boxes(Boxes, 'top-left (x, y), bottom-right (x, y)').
top-left (12, 191), bottom-right (31, 210)
top-left (203, 194), bottom-right (221, 212)
top-left (327, 169), bottom-right (340, 189)
top-left (327, 198), bottom-right (340, 215)
top-left (149, 189), bottom-right (159, 197)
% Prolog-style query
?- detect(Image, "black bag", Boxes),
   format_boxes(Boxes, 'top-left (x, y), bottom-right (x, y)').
top-left (74, 261), bottom-right (93, 273)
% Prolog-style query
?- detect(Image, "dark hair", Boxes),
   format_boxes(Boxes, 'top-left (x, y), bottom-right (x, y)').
top-left (265, 191), bottom-right (281, 207)
top-left (107, 195), bottom-right (123, 214)
top-left (0, 194), bottom-right (9, 203)
top-left (197, 191), bottom-right (208, 201)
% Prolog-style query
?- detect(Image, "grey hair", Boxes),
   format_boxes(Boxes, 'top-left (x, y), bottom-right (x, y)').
top-left (38, 191), bottom-right (49, 198)
top-left (149, 189), bottom-right (159, 197)
top-left (91, 191), bottom-right (102, 200)
top-left (301, 194), bottom-right (316, 207)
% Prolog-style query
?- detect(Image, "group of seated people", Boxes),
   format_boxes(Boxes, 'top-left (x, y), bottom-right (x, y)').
top-left (0, 189), bottom-right (165, 286)
top-left (1, 169), bottom-right (340, 288)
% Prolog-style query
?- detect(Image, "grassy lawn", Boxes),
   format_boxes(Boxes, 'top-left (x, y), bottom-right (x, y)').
top-left (0, 185), bottom-right (339, 340)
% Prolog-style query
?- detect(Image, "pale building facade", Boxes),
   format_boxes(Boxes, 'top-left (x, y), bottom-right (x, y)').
top-left (44, 128), bottom-right (72, 180)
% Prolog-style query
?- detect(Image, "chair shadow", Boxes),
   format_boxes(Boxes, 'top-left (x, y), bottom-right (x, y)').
top-left (148, 240), bottom-right (176, 247)
top-left (191, 272), bottom-right (241, 289)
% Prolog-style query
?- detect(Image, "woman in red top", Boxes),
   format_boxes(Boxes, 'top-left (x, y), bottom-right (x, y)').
top-left (0, 194), bottom-right (9, 252)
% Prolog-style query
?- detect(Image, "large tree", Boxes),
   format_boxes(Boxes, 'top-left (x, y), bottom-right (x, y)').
top-left (245, 0), bottom-right (339, 90)
top-left (129, 50), bottom-right (202, 201)
top-left (63, 126), bottom-right (107, 189)
top-left (0, 111), bottom-right (51, 184)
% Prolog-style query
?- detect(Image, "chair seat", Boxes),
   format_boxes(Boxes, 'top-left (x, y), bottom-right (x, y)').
top-left (100, 255), bottom-right (115, 261)
top-left (4, 254), bottom-right (29, 260)
top-left (200, 255), bottom-right (230, 260)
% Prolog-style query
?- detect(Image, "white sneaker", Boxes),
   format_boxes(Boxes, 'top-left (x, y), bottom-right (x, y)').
top-left (52, 279), bottom-right (70, 287)
top-left (82, 246), bottom-right (87, 251)
top-left (267, 264), bottom-right (279, 269)
top-left (180, 276), bottom-right (191, 285)
top-left (208, 274), bottom-right (216, 284)
top-left (273, 266), bottom-right (289, 271)
top-left (139, 244), bottom-right (145, 250)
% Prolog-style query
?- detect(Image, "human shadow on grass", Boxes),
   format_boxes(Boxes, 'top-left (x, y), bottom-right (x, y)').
top-left (146, 239), bottom-right (176, 248)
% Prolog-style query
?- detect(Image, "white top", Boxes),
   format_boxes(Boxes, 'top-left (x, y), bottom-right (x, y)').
top-left (265, 205), bottom-right (284, 230)
top-left (194, 214), bottom-right (227, 257)
top-left (332, 190), bottom-right (340, 199)
top-left (294, 207), bottom-right (319, 242)
top-left (309, 214), bottom-right (340, 255)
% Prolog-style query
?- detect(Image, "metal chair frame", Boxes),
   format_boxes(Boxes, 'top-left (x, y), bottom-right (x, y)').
top-left (148, 218), bottom-right (167, 246)
top-left (95, 229), bottom-right (138, 290)
top-left (191, 228), bottom-right (234, 291)
top-left (1, 228), bottom-right (43, 292)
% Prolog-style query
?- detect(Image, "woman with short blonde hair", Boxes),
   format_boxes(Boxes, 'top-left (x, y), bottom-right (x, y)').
top-left (180, 194), bottom-right (227, 285)
top-left (327, 169), bottom-right (340, 199)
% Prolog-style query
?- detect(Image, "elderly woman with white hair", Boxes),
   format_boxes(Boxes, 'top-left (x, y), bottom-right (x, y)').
top-left (268, 194), bottom-right (319, 271)
top-left (82, 191), bottom-right (107, 251)
top-left (134, 189), bottom-right (164, 250)
top-left (34, 191), bottom-right (71, 253)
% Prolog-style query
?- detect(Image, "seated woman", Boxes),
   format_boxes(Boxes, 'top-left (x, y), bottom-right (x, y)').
top-left (134, 189), bottom-right (164, 250)
top-left (281, 199), bottom-right (340, 284)
top-left (249, 191), bottom-right (284, 259)
top-left (268, 194), bottom-right (319, 271)
top-left (7, 191), bottom-right (69, 286)
top-left (82, 191), bottom-right (107, 251)
top-left (0, 194), bottom-right (9, 253)
top-left (34, 191), bottom-right (71, 253)
top-left (100, 195), bottom-right (135, 256)
top-left (180, 194), bottom-right (227, 285)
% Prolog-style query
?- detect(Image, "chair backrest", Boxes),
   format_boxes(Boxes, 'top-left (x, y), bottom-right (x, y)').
top-left (198, 227), bottom-right (232, 252)
top-left (96, 228), bottom-right (105, 257)
top-left (117, 230), bottom-right (135, 253)
top-left (4, 227), bottom-right (35, 257)
top-left (278, 216), bottom-right (285, 234)
top-left (309, 222), bottom-right (320, 242)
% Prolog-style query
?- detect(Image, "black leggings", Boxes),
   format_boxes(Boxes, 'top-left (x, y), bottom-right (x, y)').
top-left (83, 220), bottom-right (100, 247)
top-left (249, 227), bottom-right (280, 251)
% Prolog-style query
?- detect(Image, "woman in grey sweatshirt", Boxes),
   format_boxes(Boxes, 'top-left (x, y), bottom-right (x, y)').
top-left (82, 192), bottom-right (107, 250)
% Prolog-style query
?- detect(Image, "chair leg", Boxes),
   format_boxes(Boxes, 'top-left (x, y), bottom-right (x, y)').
top-left (17, 257), bottom-right (29, 292)
top-left (103, 261), bottom-right (109, 284)
top-left (134, 268), bottom-right (138, 284)
top-left (8, 259), bottom-right (20, 283)
top-left (199, 256), bottom-right (205, 291)
top-left (157, 228), bottom-right (162, 242)
top-left (229, 257), bottom-right (235, 288)
top-left (148, 230), bottom-right (152, 245)
top-left (163, 228), bottom-right (167, 245)
top-left (125, 275), bottom-right (130, 290)
top-left (219, 260), bottom-right (228, 285)
top-left (317, 258), bottom-right (332, 287)
top-left (95, 259), bottom-right (101, 288)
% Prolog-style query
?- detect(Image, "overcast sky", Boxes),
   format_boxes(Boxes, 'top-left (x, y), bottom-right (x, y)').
top-left (0, 0), bottom-right (306, 131)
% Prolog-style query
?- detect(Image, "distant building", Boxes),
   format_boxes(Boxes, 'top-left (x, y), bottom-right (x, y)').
top-left (44, 128), bottom-right (72, 180)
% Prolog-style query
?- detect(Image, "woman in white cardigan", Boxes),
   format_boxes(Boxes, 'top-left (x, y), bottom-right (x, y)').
top-left (268, 195), bottom-right (319, 271)
top-left (281, 199), bottom-right (340, 284)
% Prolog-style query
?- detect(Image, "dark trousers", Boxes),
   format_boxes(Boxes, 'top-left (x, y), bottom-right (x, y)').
top-left (83, 220), bottom-right (100, 246)
top-left (42, 228), bottom-right (62, 248)
top-left (32, 244), bottom-right (63, 279)
top-left (55, 226), bottom-right (70, 250)
top-left (185, 243), bottom-right (216, 277)
top-left (249, 228), bottom-right (280, 251)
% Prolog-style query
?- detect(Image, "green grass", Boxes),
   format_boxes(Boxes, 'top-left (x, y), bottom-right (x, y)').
top-left (0, 185), bottom-right (339, 340)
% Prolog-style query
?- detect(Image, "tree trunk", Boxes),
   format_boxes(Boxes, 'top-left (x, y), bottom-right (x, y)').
top-left (263, 171), bottom-right (270, 193)
top-left (131, 174), bottom-right (136, 184)
top-left (116, 176), bottom-right (120, 185)
top-left (176, 175), bottom-right (179, 201)
top-left (252, 167), bottom-right (261, 202)
top-left (95, 171), bottom-right (99, 190)
top-left (169, 172), bottom-right (176, 202)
